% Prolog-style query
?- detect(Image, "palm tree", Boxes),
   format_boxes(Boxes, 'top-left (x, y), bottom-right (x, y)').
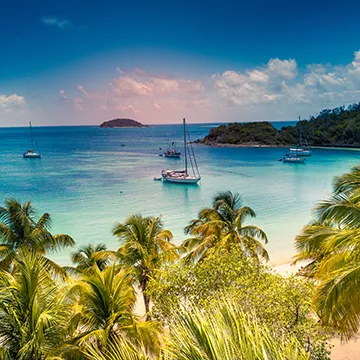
top-left (294, 165), bottom-right (360, 339)
top-left (333, 164), bottom-right (360, 194)
top-left (86, 300), bottom-right (309, 360)
top-left (0, 198), bottom-right (75, 273)
top-left (70, 264), bottom-right (161, 354)
top-left (0, 250), bottom-right (70, 358)
top-left (69, 243), bottom-right (116, 273)
top-left (168, 301), bottom-right (309, 360)
top-left (183, 191), bottom-right (269, 262)
top-left (113, 214), bottom-right (179, 317)
top-left (85, 336), bottom-right (158, 360)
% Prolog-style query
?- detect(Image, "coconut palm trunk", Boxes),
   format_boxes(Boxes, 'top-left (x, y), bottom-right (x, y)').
top-left (141, 272), bottom-right (151, 316)
top-left (113, 214), bottom-right (179, 320)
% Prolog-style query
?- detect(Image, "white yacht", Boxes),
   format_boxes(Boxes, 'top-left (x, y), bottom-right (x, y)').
top-left (161, 119), bottom-right (200, 184)
top-left (287, 116), bottom-right (311, 157)
top-left (23, 122), bottom-right (41, 158)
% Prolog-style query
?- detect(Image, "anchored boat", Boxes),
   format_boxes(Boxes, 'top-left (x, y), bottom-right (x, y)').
top-left (163, 148), bottom-right (181, 158)
top-left (286, 116), bottom-right (312, 157)
top-left (23, 122), bottom-right (41, 159)
top-left (161, 119), bottom-right (200, 184)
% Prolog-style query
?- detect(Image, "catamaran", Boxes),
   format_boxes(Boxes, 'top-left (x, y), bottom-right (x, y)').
top-left (287, 116), bottom-right (311, 156)
top-left (23, 122), bottom-right (41, 158)
top-left (161, 118), bottom-right (201, 184)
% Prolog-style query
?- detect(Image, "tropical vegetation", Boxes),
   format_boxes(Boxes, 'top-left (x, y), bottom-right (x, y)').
top-left (148, 246), bottom-right (329, 359)
top-left (7, 180), bottom-right (360, 358)
top-left (183, 191), bottom-right (268, 262)
top-left (200, 102), bottom-right (360, 147)
top-left (0, 198), bottom-right (74, 274)
top-left (113, 214), bottom-right (179, 316)
top-left (294, 164), bottom-right (360, 340)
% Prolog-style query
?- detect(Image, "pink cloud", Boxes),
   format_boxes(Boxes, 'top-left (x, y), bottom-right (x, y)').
top-left (66, 68), bottom-right (211, 123)
top-left (109, 70), bottom-right (204, 98)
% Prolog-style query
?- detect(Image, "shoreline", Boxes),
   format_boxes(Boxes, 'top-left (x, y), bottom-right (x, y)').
top-left (195, 142), bottom-right (360, 150)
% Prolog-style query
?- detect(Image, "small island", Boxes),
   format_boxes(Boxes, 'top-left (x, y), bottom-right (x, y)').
top-left (198, 103), bottom-right (360, 148)
top-left (99, 118), bottom-right (147, 128)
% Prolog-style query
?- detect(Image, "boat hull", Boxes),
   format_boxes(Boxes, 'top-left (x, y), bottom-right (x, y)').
top-left (164, 154), bottom-right (180, 159)
top-left (288, 148), bottom-right (311, 156)
top-left (23, 152), bottom-right (41, 159)
top-left (162, 176), bottom-right (200, 184)
top-left (161, 170), bottom-right (200, 184)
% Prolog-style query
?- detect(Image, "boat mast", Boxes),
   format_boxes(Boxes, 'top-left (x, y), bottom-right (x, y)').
top-left (298, 116), bottom-right (302, 148)
top-left (183, 118), bottom-right (187, 175)
top-left (29, 121), bottom-right (35, 148)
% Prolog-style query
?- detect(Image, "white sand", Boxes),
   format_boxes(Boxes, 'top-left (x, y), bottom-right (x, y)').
top-left (331, 335), bottom-right (360, 360)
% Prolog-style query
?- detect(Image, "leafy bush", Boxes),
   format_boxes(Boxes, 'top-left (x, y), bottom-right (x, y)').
top-left (148, 246), bottom-right (331, 359)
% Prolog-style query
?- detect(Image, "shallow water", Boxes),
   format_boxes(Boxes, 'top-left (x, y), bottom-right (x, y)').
top-left (0, 122), bottom-right (358, 265)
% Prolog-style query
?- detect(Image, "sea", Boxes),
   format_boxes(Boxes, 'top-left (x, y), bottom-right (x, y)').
top-left (1, 121), bottom-right (359, 266)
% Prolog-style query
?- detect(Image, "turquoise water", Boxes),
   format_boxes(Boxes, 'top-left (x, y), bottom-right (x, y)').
top-left (1, 122), bottom-right (359, 265)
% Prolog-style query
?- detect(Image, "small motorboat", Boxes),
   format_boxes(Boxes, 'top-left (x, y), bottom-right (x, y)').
top-left (163, 149), bottom-right (181, 158)
top-left (153, 177), bottom-right (162, 181)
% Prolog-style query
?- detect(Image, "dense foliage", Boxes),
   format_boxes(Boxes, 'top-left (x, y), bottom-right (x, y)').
top-left (0, 198), bottom-right (75, 274)
top-left (183, 191), bottom-right (268, 262)
top-left (294, 164), bottom-right (360, 340)
top-left (4, 188), bottom-right (358, 358)
top-left (113, 214), bottom-right (179, 317)
top-left (200, 102), bottom-right (360, 147)
top-left (99, 119), bottom-right (146, 128)
top-left (148, 247), bottom-right (330, 359)
top-left (86, 300), bottom-right (310, 360)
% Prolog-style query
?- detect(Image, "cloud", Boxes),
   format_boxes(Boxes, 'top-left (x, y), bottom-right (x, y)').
top-left (212, 51), bottom-right (360, 110)
top-left (53, 50), bottom-right (360, 124)
top-left (0, 94), bottom-right (26, 113)
top-left (153, 101), bottom-right (161, 111)
top-left (109, 69), bottom-right (204, 98)
top-left (212, 58), bottom-right (298, 106)
top-left (77, 85), bottom-right (89, 97)
top-left (267, 58), bottom-right (297, 79)
top-left (42, 16), bottom-right (72, 29)
top-left (72, 69), bottom-right (208, 116)
top-left (59, 90), bottom-right (68, 100)
top-left (114, 103), bottom-right (140, 113)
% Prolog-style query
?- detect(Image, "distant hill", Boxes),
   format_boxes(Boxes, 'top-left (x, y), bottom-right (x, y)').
top-left (99, 118), bottom-right (147, 128)
top-left (199, 103), bottom-right (360, 148)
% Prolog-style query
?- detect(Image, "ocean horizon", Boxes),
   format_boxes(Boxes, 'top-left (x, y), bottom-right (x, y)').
top-left (1, 122), bottom-right (357, 266)
top-left (0, 120), bottom-right (298, 129)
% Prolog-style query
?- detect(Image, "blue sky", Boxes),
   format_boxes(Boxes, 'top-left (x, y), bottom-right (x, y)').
top-left (2, 0), bottom-right (360, 125)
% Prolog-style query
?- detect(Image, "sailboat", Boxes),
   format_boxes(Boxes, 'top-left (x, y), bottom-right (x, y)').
top-left (161, 118), bottom-right (201, 184)
top-left (287, 116), bottom-right (311, 157)
top-left (23, 122), bottom-right (41, 158)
